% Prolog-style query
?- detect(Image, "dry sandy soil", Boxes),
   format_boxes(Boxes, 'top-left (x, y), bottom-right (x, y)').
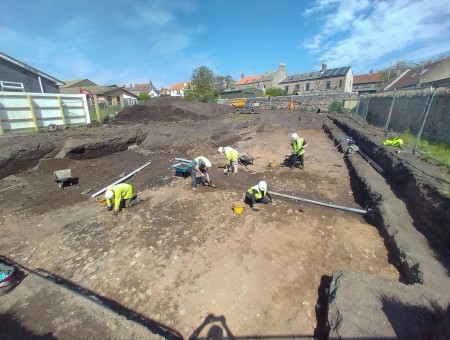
top-left (0, 97), bottom-right (447, 339)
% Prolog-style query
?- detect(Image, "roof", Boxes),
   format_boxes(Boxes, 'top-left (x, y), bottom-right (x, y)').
top-left (60, 79), bottom-right (95, 88)
top-left (235, 75), bottom-right (262, 85)
top-left (280, 66), bottom-right (351, 83)
top-left (168, 82), bottom-right (187, 90)
top-left (0, 51), bottom-right (65, 85)
top-left (353, 72), bottom-right (383, 84)
top-left (385, 61), bottom-right (438, 90)
top-left (60, 85), bottom-right (138, 98)
top-left (127, 82), bottom-right (157, 92)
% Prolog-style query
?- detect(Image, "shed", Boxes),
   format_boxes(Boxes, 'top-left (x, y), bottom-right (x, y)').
top-left (220, 87), bottom-right (263, 99)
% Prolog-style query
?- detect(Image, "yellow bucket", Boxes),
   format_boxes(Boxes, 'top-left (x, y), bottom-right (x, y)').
top-left (96, 195), bottom-right (108, 207)
top-left (268, 160), bottom-right (277, 167)
top-left (233, 201), bottom-right (245, 214)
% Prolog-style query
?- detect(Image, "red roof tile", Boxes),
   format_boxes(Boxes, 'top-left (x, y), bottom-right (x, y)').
top-left (353, 72), bottom-right (382, 84)
top-left (236, 75), bottom-right (261, 85)
top-left (168, 82), bottom-right (187, 90)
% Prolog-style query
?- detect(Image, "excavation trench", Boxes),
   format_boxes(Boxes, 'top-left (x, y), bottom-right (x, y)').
top-left (1, 102), bottom-right (448, 339)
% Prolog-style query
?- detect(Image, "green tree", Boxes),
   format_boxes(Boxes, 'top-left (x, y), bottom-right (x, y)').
top-left (138, 92), bottom-right (150, 101)
top-left (185, 66), bottom-right (220, 102)
top-left (265, 87), bottom-right (284, 97)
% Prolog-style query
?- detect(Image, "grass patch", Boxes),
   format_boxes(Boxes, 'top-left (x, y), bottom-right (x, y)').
top-left (89, 106), bottom-right (123, 122)
top-left (231, 114), bottom-right (259, 123)
top-left (400, 131), bottom-right (450, 165)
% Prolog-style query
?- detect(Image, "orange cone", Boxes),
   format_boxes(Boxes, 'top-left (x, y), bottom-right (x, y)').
top-left (289, 99), bottom-right (294, 110)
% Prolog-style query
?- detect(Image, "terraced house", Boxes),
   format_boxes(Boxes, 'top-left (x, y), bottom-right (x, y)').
top-left (280, 63), bottom-right (353, 95)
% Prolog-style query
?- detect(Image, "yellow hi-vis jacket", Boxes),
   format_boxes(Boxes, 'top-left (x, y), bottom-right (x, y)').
top-left (106, 183), bottom-right (134, 212)
top-left (383, 137), bottom-right (403, 147)
top-left (247, 184), bottom-right (266, 200)
top-left (224, 146), bottom-right (239, 164)
top-left (292, 137), bottom-right (306, 155)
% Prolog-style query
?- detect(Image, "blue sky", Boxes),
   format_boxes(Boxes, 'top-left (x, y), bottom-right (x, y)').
top-left (1, 0), bottom-right (450, 89)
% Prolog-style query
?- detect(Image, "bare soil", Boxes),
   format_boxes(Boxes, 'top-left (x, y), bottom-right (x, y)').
top-left (0, 97), bottom-right (447, 339)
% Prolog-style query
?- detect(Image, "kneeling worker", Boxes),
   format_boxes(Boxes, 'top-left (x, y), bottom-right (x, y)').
top-left (191, 156), bottom-right (214, 191)
top-left (245, 181), bottom-right (272, 211)
top-left (218, 146), bottom-right (239, 174)
top-left (105, 183), bottom-right (139, 216)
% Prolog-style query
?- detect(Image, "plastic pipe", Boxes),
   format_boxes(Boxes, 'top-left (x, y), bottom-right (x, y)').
top-left (175, 158), bottom-right (193, 163)
top-left (91, 161), bottom-right (152, 198)
top-left (269, 191), bottom-right (368, 215)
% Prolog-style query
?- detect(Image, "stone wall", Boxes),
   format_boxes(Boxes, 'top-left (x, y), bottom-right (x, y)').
top-left (252, 92), bottom-right (358, 111)
top-left (358, 88), bottom-right (450, 143)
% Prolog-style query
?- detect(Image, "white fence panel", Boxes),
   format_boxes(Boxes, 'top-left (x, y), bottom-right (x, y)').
top-left (0, 92), bottom-right (90, 133)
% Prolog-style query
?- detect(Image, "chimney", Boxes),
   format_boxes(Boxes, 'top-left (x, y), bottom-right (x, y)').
top-left (241, 73), bottom-right (245, 79)
top-left (130, 84), bottom-right (132, 88)
top-left (321, 63), bottom-right (327, 72)
top-left (369, 69), bottom-right (373, 74)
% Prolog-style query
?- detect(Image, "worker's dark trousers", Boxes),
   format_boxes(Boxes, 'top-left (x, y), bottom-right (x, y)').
top-left (124, 195), bottom-right (139, 208)
top-left (244, 192), bottom-right (270, 207)
top-left (191, 162), bottom-right (207, 187)
top-left (291, 153), bottom-right (304, 169)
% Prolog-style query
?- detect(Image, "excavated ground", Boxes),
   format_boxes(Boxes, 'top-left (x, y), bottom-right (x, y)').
top-left (0, 97), bottom-right (448, 339)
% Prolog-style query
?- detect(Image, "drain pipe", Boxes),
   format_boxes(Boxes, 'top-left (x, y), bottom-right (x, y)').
top-left (91, 161), bottom-right (152, 198)
top-left (269, 191), bottom-right (368, 215)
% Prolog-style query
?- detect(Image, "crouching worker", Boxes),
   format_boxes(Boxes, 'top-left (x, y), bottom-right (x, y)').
top-left (245, 181), bottom-right (272, 211)
top-left (105, 183), bottom-right (139, 216)
top-left (191, 156), bottom-right (214, 191)
top-left (218, 146), bottom-right (239, 174)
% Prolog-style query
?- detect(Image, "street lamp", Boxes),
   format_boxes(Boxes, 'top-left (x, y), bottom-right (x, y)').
top-left (412, 62), bottom-right (425, 88)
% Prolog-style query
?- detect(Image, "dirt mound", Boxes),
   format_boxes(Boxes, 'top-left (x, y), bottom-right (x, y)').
top-left (115, 97), bottom-right (231, 123)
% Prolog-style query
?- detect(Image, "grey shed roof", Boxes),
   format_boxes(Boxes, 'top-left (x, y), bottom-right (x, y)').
top-left (280, 66), bottom-right (351, 83)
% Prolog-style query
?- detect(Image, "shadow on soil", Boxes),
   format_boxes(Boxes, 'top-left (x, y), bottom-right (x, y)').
top-left (0, 312), bottom-right (56, 340)
top-left (0, 255), bottom-right (183, 340)
top-left (381, 295), bottom-right (450, 340)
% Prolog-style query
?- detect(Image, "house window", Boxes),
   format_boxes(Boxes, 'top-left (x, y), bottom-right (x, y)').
top-left (285, 86), bottom-right (289, 94)
top-left (339, 79), bottom-right (343, 88)
top-left (107, 96), bottom-right (112, 106)
top-left (305, 83), bottom-right (310, 91)
top-left (295, 84), bottom-right (300, 93)
top-left (117, 96), bottom-right (121, 105)
top-left (326, 81), bottom-right (331, 89)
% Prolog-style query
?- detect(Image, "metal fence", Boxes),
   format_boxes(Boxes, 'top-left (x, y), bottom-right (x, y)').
top-left (355, 87), bottom-right (450, 166)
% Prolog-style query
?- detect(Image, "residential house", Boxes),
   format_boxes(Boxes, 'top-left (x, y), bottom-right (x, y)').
top-left (0, 51), bottom-right (64, 93)
top-left (167, 82), bottom-right (189, 97)
top-left (383, 56), bottom-right (450, 91)
top-left (280, 63), bottom-right (353, 95)
top-left (234, 63), bottom-right (288, 92)
top-left (353, 71), bottom-right (383, 94)
top-left (126, 81), bottom-right (160, 97)
top-left (60, 82), bottom-right (138, 107)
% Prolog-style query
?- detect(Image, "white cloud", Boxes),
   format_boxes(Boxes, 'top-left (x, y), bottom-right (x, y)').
top-left (303, 0), bottom-right (450, 72)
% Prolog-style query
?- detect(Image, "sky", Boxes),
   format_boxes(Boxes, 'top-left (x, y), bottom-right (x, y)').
top-left (1, 0), bottom-right (450, 89)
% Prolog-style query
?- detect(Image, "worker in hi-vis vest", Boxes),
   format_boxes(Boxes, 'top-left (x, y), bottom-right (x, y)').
top-left (105, 183), bottom-right (139, 216)
top-left (290, 133), bottom-right (307, 170)
top-left (191, 156), bottom-right (215, 191)
top-left (218, 146), bottom-right (239, 174)
top-left (245, 181), bottom-right (272, 211)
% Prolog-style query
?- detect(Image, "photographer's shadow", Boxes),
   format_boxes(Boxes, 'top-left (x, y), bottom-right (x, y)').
top-left (189, 314), bottom-right (235, 340)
